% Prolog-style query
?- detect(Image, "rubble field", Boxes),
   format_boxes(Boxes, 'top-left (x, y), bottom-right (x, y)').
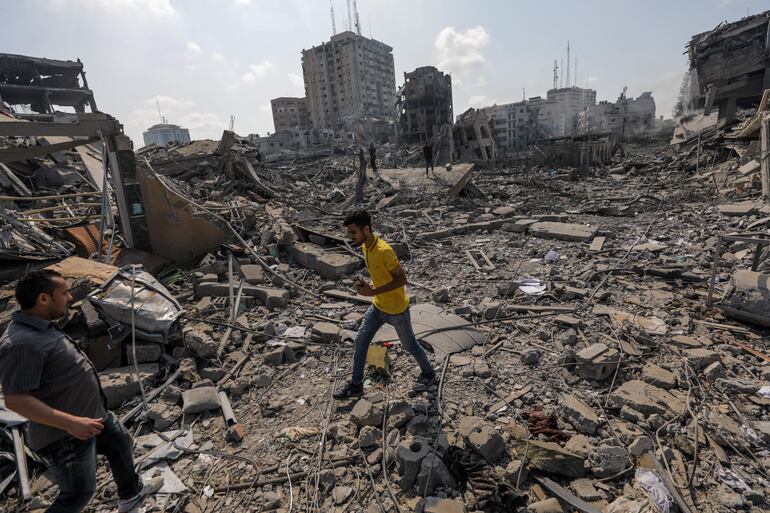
top-left (2, 113), bottom-right (770, 513)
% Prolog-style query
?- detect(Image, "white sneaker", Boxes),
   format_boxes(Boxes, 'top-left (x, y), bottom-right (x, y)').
top-left (118, 476), bottom-right (164, 513)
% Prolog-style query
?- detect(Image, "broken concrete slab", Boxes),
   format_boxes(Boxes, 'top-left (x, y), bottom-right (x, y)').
top-left (181, 386), bottom-right (220, 414)
top-left (396, 437), bottom-right (431, 490)
top-left (641, 363), bottom-right (677, 390)
top-left (99, 364), bottom-right (158, 409)
top-left (561, 394), bottom-right (601, 434)
top-left (529, 222), bottom-right (598, 242)
top-left (351, 399), bottom-right (383, 428)
top-left (574, 343), bottom-right (618, 381)
top-left (516, 439), bottom-right (584, 478)
top-left (608, 380), bottom-right (685, 417)
top-left (718, 200), bottom-right (760, 217)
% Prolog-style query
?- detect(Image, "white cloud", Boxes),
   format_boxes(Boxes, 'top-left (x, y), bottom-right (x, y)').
top-left (234, 0), bottom-right (253, 4)
top-left (182, 112), bottom-right (224, 133)
top-left (288, 73), bottom-right (304, 90)
top-left (586, 76), bottom-right (599, 83)
top-left (186, 41), bottom-right (201, 57)
top-left (435, 26), bottom-right (490, 79)
top-left (49, 0), bottom-right (175, 16)
top-left (145, 95), bottom-right (195, 109)
top-left (241, 60), bottom-right (274, 83)
top-left (212, 52), bottom-right (225, 62)
top-left (467, 95), bottom-right (498, 109)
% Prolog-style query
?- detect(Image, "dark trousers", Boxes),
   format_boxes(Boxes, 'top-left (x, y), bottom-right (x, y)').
top-left (39, 412), bottom-right (141, 513)
top-left (352, 305), bottom-right (434, 385)
top-left (370, 155), bottom-right (377, 171)
top-left (425, 158), bottom-right (434, 173)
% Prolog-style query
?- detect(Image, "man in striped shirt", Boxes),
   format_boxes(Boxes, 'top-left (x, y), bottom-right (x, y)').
top-left (0, 270), bottom-right (160, 513)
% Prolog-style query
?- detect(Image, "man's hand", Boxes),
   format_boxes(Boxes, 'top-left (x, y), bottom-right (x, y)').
top-left (355, 276), bottom-right (375, 297)
top-left (65, 416), bottom-right (104, 440)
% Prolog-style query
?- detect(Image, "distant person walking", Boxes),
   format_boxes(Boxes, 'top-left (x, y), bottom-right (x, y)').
top-left (423, 143), bottom-right (434, 176)
top-left (368, 143), bottom-right (377, 172)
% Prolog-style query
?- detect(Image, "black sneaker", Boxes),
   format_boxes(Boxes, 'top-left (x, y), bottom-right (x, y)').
top-left (413, 372), bottom-right (436, 392)
top-left (333, 382), bottom-right (364, 400)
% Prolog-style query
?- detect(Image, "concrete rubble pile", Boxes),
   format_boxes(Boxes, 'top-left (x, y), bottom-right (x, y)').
top-left (3, 15), bottom-right (770, 513)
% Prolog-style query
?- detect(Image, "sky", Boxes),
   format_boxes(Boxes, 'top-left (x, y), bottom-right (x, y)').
top-left (0, 0), bottom-right (764, 147)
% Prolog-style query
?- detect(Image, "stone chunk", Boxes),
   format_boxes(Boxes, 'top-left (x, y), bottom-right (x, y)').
top-left (311, 322), bottom-right (340, 343)
top-left (240, 264), bottom-right (265, 285)
top-left (628, 436), bottom-right (653, 457)
top-left (458, 416), bottom-right (505, 462)
top-left (575, 343), bottom-right (617, 381)
top-left (608, 380), bottom-right (684, 417)
top-left (527, 498), bottom-right (565, 513)
top-left (184, 323), bottom-right (217, 358)
top-left (529, 222), bottom-right (598, 242)
top-left (181, 386), bottom-right (220, 414)
top-left (147, 401), bottom-right (181, 430)
top-left (516, 439), bottom-right (584, 478)
top-left (570, 478), bottom-right (601, 501)
top-left (683, 348), bottom-right (720, 370)
top-left (99, 364), bottom-right (158, 409)
top-left (641, 363), bottom-right (677, 390)
top-left (589, 445), bottom-right (628, 478)
top-left (351, 399), bottom-right (383, 428)
top-left (396, 438), bottom-right (431, 490)
top-left (358, 425), bottom-right (382, 448)
top-left (315, 252), bottom-right (360, 280)
top-left (388, 400), bottom-right (415, 428)
top-left (416, 454), bottom-right (456, 495)
top-left (332, 486), bottom-right (353, 505)
top-left (718, 200), bottom-right (759, 217)
top-left (561, 394), bottom-right (600, 434)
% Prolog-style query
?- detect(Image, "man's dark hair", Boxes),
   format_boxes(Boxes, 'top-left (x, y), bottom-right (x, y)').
top-left (343, 210), bottom-right (372, 231)
top-left (15, 270), bottom-right (63, 309)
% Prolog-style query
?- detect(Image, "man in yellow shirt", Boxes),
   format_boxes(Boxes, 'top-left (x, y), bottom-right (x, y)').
top-left (334, 211), bottom-right (436, 399)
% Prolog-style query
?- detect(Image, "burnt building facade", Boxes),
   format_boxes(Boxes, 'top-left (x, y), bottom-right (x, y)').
top-left (396, 66), bottom-right (452, 145)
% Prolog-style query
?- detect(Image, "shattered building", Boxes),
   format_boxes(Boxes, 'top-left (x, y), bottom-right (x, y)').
top-left (270, 96), bottom-right (311, 132)
top-left (546, 85), bottom-right (597, 136)
top-left (301, 31), bottom-right (396, 130)
top-left (396, 66), bottom-right (453, 145)
top-left (0, 53), bottom-right (97, 114)
top-left (579, 90), bottom-right (656, 139)
top-left (142, 123), bottom-right (191, 147)
top-left (452, 107), bottom-right (496, 161)
top-left (682, 9), bottom-right (770, 119)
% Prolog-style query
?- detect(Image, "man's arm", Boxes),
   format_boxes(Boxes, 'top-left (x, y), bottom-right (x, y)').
top-left (357, 264), bottom-right (407, 296)
top-left (5, 393), bottom-right (103, 440)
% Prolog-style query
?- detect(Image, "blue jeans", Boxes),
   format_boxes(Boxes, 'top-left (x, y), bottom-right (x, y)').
top-left (38, 412), bottom-right (141, 513)
top-left (352, 305), bottom-right (434, 385)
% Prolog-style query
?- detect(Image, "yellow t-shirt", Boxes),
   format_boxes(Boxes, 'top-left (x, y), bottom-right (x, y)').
top-left (362, 237), bottom-right (409, 315)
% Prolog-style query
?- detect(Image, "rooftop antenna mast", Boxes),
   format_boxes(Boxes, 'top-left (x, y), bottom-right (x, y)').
top-left (552, 60), bottom-right (558, 89)
top-left (353, 0), bottom-right (361, 35)
top-left (574, 55), bottom-right (577, 87)
top-left (229, 115), bottom-right (235, 132)
top-left (329, 0), bottom-right (337, 35)
top-left (560, 57), bottom-right (563, 88)
top-left (346, 0), bottom-right (352, 32)
top-left (565, 40), bottom-right (570, 88)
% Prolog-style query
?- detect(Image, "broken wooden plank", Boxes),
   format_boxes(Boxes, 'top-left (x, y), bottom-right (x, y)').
top-left (530, 474), bottom-right (603, 513)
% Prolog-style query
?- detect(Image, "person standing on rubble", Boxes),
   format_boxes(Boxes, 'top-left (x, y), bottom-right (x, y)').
top-left (334, 211), bottom-right (436, 399)
top-left (368, 142), bottom-right (377, 172)
top-left (423, 142), bottom-right (434, 176)
top-left (0, 270), bottom-right (162, 513)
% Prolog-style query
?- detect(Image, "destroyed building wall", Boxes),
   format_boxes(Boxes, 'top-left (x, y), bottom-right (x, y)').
top-left (301, 31), bottom-right (396, 130)
top-left (452, 108), bottom-right (496, 161)
top-left (683, 10), bottom-right (770, 119)
top-left (270, 96), bottom-right (311, 132)
top-left (0, 53), bottom-right (97, 114)
top-left (396, 66), bottom-right (452, 145)
top-left (579, 91), bottom-right (656, 139)
top-left (142, 123), bottom-right (191, 148)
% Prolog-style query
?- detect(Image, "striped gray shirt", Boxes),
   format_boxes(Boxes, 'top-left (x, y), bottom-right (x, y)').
top-left (0, 312), bottom-right (107, 450)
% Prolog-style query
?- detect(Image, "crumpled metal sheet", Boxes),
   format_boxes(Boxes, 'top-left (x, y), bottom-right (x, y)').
top-left (88, 265), bottom-right (181, 341)
top-left (374, 303), bottom-right (487, 360)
